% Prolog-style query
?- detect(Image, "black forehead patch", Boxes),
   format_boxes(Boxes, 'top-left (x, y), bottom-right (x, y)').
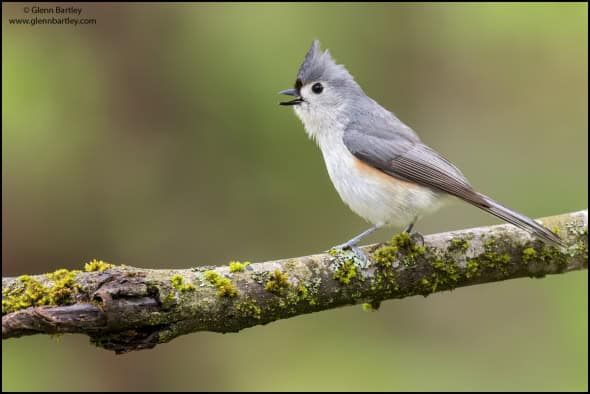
top-left (294, 78), bottom-right (303, 91)
top-left (295, 40), bottom-right (353, 88)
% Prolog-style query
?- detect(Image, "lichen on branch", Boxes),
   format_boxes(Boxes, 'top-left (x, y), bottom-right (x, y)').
top-left (2, 210), bottom-right (587, 354)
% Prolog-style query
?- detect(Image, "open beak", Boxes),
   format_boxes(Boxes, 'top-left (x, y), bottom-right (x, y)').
top-left (279, 88), bottom-right (303, 106)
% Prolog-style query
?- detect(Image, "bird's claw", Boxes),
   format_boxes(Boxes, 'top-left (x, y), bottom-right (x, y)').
top-left (350, 245), bottom-right (369, 264)
top-left (329, 243), bottom-right (370, 267)
top-left (408, 231), bottom-right (424, 246)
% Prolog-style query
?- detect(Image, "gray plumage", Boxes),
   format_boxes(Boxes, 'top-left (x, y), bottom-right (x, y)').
top-left (297, 40), bottom-right (355, 86)
top-left (282, 39), bottom-right (564, 248)
top-left (343, 125), bottom-right (563, 246)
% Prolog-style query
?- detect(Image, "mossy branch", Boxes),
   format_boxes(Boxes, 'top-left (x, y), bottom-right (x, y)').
top-left (2, 210), bottom-right (587, 354)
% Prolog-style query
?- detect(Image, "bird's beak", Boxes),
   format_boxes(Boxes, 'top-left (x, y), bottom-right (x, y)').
top-left (279, 89), bottom-right (303, 106)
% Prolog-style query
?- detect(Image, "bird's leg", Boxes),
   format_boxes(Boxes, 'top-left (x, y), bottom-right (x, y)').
top-left (331, 224), bottom-right (381, 262)
top-left (334, 225), bottom-right (381, 249)
top-left (403, 218), bottom-right (424, 246)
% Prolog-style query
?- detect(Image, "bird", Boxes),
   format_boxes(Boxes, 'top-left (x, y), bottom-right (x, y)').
top-left (279, 39), bottom-right (564, 259)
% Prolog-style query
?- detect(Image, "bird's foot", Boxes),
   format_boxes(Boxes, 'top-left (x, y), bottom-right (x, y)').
top-left (329, 242), bottom-right (369, 267)
top-left (408, 232), bottom-right (424, 247)
top-left (403, 222), bottom-right (424, 246)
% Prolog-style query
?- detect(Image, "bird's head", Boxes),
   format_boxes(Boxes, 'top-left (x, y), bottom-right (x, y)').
top-left (279, 40), bottom-right (363, 130)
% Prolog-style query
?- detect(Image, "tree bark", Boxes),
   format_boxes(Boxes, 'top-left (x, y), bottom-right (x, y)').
top-left (2, 210), bottom-right (587, 354)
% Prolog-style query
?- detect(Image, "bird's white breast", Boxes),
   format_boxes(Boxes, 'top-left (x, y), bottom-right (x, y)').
top-left (296, 107), bottom-right (443, 228)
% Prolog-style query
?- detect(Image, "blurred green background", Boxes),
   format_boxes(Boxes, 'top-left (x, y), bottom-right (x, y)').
top-left (2, 3), bottom-right (587, 391)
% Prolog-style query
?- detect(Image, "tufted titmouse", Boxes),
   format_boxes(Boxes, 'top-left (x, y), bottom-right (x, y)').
top-left (279, 40), bottom-right (563, 258)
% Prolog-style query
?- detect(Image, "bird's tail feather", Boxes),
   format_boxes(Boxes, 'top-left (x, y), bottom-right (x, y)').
top-left (476, 193), bottom-right (565, 247)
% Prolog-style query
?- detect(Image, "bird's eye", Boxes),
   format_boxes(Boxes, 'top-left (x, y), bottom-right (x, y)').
top-left (311, 82), bottom-right (324, 94)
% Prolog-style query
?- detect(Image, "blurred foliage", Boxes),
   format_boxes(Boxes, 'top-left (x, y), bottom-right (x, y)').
top-left (2, 3), bottom-right (587, 391)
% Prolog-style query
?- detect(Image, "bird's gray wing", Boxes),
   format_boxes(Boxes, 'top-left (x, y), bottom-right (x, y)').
top-left (342, 125), bottom-right (486, 206)
top-left (343, 124), bottom-right (564, 245)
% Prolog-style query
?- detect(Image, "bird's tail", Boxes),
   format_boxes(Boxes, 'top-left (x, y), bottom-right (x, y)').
top-left (476, 193), bottom-right (565, 247)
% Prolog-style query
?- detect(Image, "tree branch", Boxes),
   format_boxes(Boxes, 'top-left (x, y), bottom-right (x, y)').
top-left (2, 210), bottom-right (587, 353)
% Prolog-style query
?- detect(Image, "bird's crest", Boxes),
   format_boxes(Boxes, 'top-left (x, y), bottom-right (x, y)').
top-left (295, 40), bottom-right (354, 86)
